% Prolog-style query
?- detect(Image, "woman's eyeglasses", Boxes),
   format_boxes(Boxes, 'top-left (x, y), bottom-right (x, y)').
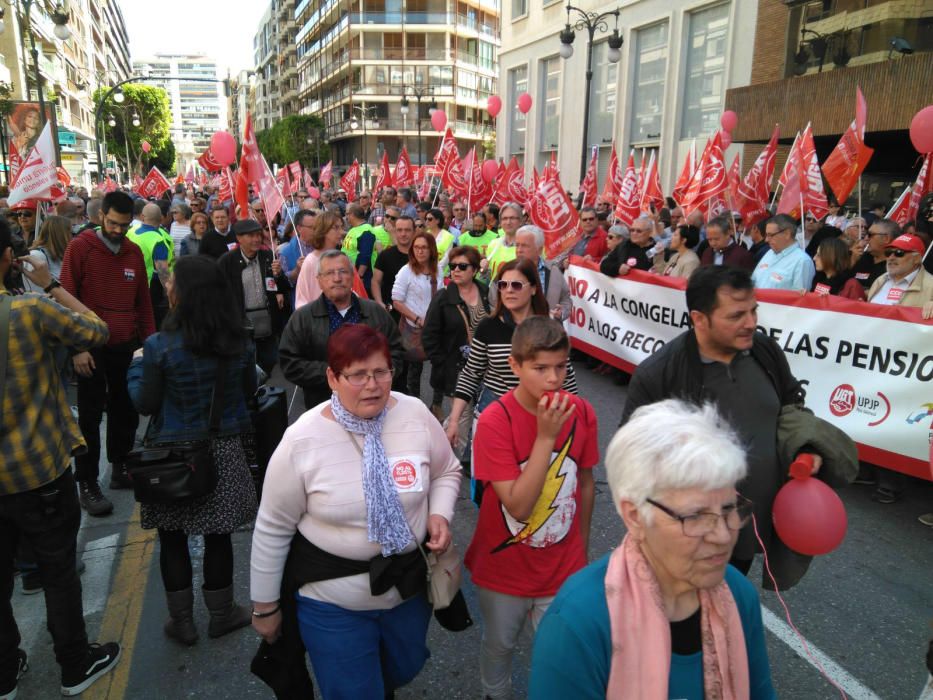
top-left (646, 495), bottom-right (754, 537)
top-left (450, 262), bottom-right (472, 271)
top-left (340, 368), bottom-right (394, 386)
top-left (496, 280), bottom-right (530, 291)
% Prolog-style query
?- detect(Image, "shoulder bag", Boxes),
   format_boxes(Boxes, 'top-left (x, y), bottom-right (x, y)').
top-left (125, 357), bottom-right (228, 504)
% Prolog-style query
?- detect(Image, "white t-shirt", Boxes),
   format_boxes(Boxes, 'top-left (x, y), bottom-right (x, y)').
top-left (391, 263), bottom-right (439, 327)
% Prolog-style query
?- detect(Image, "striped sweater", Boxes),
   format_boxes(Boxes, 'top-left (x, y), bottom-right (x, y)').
top-left (60, 230), bottom-right (155, 348)
top-left (453, 314), bottom-right (578, 404)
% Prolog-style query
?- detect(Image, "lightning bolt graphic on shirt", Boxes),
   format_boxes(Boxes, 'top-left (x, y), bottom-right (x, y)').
top-left (493, 425), bottom-right (575, 553)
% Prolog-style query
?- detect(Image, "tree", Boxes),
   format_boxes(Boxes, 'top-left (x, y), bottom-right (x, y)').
top-left (256, 114), bottom-right (329, 169)
top-left (94, 83), bottom-right (172, 178)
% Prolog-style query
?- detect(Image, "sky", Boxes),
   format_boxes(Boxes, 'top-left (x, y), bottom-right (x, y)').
top-left (120, 0), bottom-right (269, 76)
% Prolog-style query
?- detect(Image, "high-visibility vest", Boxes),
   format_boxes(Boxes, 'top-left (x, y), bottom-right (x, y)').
top-left (487, 236), bottom-right (517, 280)
top-left (342, 223), bottom-right (378, 269)
top-left (127, 226), bottom-right (175, 286)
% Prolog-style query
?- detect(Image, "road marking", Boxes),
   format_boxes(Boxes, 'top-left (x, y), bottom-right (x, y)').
top-left (82, 534), bottom-right (120, 616)
top-left (761, 605), bottom-right (881, 699)
top-left (84, 506), bottom-right (156, 700)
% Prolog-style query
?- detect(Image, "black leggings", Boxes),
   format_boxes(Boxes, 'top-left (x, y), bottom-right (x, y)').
top-left (157, 529), bottom-right (233, 593)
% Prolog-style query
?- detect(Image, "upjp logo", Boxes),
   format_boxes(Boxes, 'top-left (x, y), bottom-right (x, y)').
top-left (829, 384), bottom-right (855, 417)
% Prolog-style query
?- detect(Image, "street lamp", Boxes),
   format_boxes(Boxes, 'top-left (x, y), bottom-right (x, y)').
top-left (399, 85), bottom-right (434, 166)
top-left (559, 2), bottom-right (622, 187)
top-left (0, 0), bottom-right (72, 132)
top-left (105, 106), bottom-right (140, 181)
top-left (350, 103), bottom-right (378, 189)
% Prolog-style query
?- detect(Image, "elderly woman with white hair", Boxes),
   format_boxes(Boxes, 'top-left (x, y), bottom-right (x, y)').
top-left (529, 399), bottom-right (776, 699)
top-left (599, 215), bottom-right (658, 278)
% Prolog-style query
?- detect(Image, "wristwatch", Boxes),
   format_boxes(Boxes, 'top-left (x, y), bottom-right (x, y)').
top-left (43, 279), bottom-right (61, 294)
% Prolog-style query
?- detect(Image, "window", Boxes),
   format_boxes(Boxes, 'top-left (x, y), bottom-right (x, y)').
top-left (588, 40), bottom-right (618, 151)
top-left (630, 22), bottom-right (668, 145)
top-left (511, 0), bottom-right (527, 20)
top-left (539, 57), bottom-right (560, 156)
top-left (681, 3), bottom-right (729, 139)
top-left (508, 64), bottom-right (528, 156)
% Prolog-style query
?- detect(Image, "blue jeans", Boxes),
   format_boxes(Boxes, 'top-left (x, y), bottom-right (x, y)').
top-left (295, 592), bottom-right (431, 699)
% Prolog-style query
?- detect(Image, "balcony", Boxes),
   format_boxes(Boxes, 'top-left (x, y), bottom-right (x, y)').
top-left (350, 11), bottom-right (451, 25)
top-left (350, 48), bottom-right (451, 61)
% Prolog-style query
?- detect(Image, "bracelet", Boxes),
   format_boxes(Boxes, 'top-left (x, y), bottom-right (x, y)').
top-left (44, 279), bottom-right (61, 294)
top-left (251, 604), bottom-right (281, 618)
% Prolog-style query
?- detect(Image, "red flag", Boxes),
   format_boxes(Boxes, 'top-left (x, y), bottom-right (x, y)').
top-left (528, 170), bottom-right (581, 260)
top-left (601, 145), bottom-right (623, 202)
top-left (374, 151), bottom-right (394, 195)
top-left (635, 150), bottom-right (647, 205)
top-left (613, 152), bottom-right (641, 227)
top-left (319, 160), bottom-right (333, 187)
top-left (435, 129), bottom-right (467, 196)
top-left (798, 125), bottom-right (829, 220)
top-left (680, 132), bottom-right (728, 217)
top-left (257, 156), bottom-right (286, 231)
top-left (185, 166), bottom-right (195, 183)
top-left (394, 147), bottom-right (414, 187)
top-left (855, 86), bottom-right (867, 140)
top-left (890, 153), bottom-right (932, 226)
top-left (672, 139), bottom-right (697, 205)
top-left (463, 147), bottom-right (493, 212)
top-left (56, 166), bottom-right (71, 187)
top-left (136, 167), bottom-right (172, 199)
top-left (276, 167), bottom-right (292, 197)
top-left (132, 174), bottom-right (143, 192)
top-left (174, 173), bottom-right (185, 185)
top-left (218, 167), bottom-right (234, 203)
top-left (727, 154), bottom-right (741, 207)
top-left (491, 156), bottom-right (529, 207)
top-left (823, 91), bottom-right (874, 205)
top-left (103, 176), bottom-right (118, 193)
top-left (288, 161), bottom-right (302, 190)
top-left (303, 168), bottom-right (314, 193)
top-left (886, 185), bottom-right (912, 227)
top-left (240, 114), bottom-right (262, 184)
top-left (199, 171), bottom-right (208, 187)
top-left (198, 147), bottom-right (223, 172)
top-left (737, 126), bottom-right (780, 226)
top-left (8, 139), bottom-right (22, 185)
top-left (234, 167), bottom-right (249, 219)
top-left (496, 159), bottom-right (507, 182)
top-left (340, 160), bottom-right (360, 202)
top-left (640, 151), bottom-right (665, 212)
top-left (532, 166), bottom-right (540, 192)
top-left (578, 147), bottom-right (599, 209)
top-left (417, 166), bottom-right (432, 201)
top-left (777, 133), bottom-right (805, 219)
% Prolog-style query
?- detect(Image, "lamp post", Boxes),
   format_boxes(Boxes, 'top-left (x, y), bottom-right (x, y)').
top-left (107, 106), bottom-right (139, 182)
top-left (350, 103), bottom-right (378, 189)
top-left (399, 85), bottom-right (435, 166)
top-left (558, 2), bottom-right (622, 187)
top-left (0, 1), bottom-right (72, 131)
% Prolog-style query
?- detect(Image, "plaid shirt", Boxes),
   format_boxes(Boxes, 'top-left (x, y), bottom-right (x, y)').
top-left (0, 288), bottom-right (109, 495)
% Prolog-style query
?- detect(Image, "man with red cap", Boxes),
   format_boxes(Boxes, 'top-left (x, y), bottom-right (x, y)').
top-left (866, 231), bottom-right (933, 319)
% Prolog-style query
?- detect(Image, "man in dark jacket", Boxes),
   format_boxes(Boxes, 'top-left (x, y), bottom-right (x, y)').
top-left (218, 219), bottom-right (290, 373)
top-left (199, 206), bottom-right (237, 259)
top-left (279, 250), bottom-right (404, 409)
top-left (699, 216), bottom-right (754, 270)
top-left (600, 216), bottom-right (656, 277)
top-left (621, 266), bottom-right (823, 590)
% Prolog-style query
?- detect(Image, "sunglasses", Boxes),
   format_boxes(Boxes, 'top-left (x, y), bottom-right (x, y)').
top-left (580, 217), bottom-right (596, 222)
top-left (450, 262), bottom-right (472, 271)
top-left (884, 249), bottom-right (909, 258)
top-left (416, 222), bottom-right (425, 228)
top-left (385, 215), bottom-right (397, 221)
top-left (496, 280), bottom-right (530, 291)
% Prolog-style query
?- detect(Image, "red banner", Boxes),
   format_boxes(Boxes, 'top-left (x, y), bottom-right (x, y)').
top-left (529, 170), bottom-right (581, 260)
top-left (319, 160), bottom-right (333, 187)
top-left (798, 125), bottom-right (830, 220)
top-left (613, 151), bottom-right (640, 227)
top-left (671, 139), bottom-right (696, 205)
top-left (435, 129), bottom-right (467, 196)
top-left (640, 151), bottom-right (664, 212)
top-left (680, 132), bottom-right (727, 217)
top-left (601, 145), bottom-right (623, 202)
top-left (136, 167), bottom-right (171, 199)
top-left (394, 147), bottom-right (414, 187)
top-left (288, 161), bottom-right (302, 190)
top-left (340, 160), bottom-right (360, 201)
top-left (463, 147), bottom-right (492, 213)
top-left (737, 126), bottom-right (779, 226)
top-left (374, 151), bottom-right (394, 195)
top-left (198, 147), bottom-right (223, 173)
top-left (579, 147), bottom-right (599, 209)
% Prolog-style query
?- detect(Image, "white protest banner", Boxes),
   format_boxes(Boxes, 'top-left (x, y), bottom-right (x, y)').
top-left (8, 121), bottom-right (57, 205)
top-left (566, 261), bottom-right (933, 481)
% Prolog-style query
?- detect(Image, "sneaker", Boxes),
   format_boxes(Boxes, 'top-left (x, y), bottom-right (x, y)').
top-left (20, 573), bottom-right (42, 596)
top-left (919, 513), bottom-right (933, 528)
top-left (0, 649), bottom-right (28, 700)
top-left (60, 643), bottom-right (121, 697)
top-left (77, 481), bottom-right (113, 517)
top-left (108, 463), bottom-right (132, 490)
top-left (871, 487), bottom-right (898, 505)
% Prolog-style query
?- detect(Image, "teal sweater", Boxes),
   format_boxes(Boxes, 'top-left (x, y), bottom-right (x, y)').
top-left (529, 555), bottom-right (777, 699)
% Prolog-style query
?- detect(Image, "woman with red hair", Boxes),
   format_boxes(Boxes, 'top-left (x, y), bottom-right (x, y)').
top-left (249, 324), bottom-right (462, 699)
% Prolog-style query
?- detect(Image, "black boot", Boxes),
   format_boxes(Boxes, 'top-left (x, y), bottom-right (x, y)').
top-left (164, 588), bottom-right (199, 646)
top-left (202, 585), bottom-right (251, 638)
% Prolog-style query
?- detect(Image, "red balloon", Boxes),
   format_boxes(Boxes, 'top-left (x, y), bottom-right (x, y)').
top-left (720, 110), bottom-right (738, 132)
top-left (909, 105), bottom-right (933, 154)
top-left (210, 131), bottom-right (237, 166)
top-left (141, 140), bottom-right (151, 153)
top-left (517, 92), bottom-right (532, 115)
top-left (431, 110), bottom-right (447, 132)
top-left (481, 159), bottom-right (498, 183)
top-left (487, 95), bottom-right (502, 119)
top-left (772, 455), bottom-right (848, 556)
top-left (721, 130), bottom-right (733, 148)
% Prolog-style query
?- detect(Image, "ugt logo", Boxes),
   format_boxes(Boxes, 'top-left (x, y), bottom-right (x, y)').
top-left (829, 384), bottom-right (856, 417)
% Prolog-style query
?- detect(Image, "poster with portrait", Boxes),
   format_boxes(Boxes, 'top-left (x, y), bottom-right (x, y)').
top-left (6, 102), bottom-right (58, 175)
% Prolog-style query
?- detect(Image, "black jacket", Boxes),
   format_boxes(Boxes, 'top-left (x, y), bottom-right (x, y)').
top-left (200, 229), bottom-right (238, 259)
top-left (600, 239), bottom-right (655, 277)
top-left (278, 294), bottom-right (404, 409)
top-left (217, 248), bottom-right (290, 335)
top-left (422, 282), bottom-right (490, 395)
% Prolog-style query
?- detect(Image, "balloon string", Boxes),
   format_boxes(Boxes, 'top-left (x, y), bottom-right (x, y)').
top-left (751, 513), bottom-right (848, 700)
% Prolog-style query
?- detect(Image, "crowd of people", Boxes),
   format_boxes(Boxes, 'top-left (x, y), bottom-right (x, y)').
top-left (0, 172), bottom-right (931, 699)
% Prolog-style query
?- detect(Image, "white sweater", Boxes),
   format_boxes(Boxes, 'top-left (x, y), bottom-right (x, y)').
top-left (250, 393), bottom-right (462, 610)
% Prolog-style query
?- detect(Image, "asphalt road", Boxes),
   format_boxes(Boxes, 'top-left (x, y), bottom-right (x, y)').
top-left (10, 362), bottom-right (933, 699)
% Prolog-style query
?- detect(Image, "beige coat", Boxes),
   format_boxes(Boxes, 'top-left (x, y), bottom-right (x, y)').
top-left (654, 248), bottom-right (700, 279)
top-left (866, 267), bottom-right (933, 308)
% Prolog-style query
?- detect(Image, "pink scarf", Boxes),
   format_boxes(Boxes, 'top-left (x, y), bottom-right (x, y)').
top-left (604, 535), bottom-right (750, 699)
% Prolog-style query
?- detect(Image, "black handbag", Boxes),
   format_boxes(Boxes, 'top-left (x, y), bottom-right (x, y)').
top-left (126, 357), bottom-right (227, 505)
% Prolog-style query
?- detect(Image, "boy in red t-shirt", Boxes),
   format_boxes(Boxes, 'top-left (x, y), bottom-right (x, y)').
top-left (464, 316), bottom-right (597, 699)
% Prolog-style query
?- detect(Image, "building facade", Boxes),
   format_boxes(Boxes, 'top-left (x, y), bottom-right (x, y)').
top-left (133, 54), bottom-right (227, 173)
top-left (0, 0), bottom-right (131, 186)
top-left (497, 0), bottom-right (758, 194)
top-left (228, 69), bottom-right (256, 141)
top-left (725, 0), bottom-right (933, 208)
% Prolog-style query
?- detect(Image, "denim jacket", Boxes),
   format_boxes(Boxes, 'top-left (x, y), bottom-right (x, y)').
top-left (127, 331), bottom-right (256, 444)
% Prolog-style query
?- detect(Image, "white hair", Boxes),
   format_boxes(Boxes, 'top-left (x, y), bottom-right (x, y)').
top-left (606, 399), bottom-right (747, 523)
top-left (500, 202), bottom-right (523, 218)
top-left (608, 224), bottom-right (629, 238)
top-left (516, 224), bottom-right (544, 249)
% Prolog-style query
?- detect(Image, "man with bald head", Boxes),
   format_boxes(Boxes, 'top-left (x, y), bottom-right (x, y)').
top-left (127, 202), bottom-right (174, 328)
